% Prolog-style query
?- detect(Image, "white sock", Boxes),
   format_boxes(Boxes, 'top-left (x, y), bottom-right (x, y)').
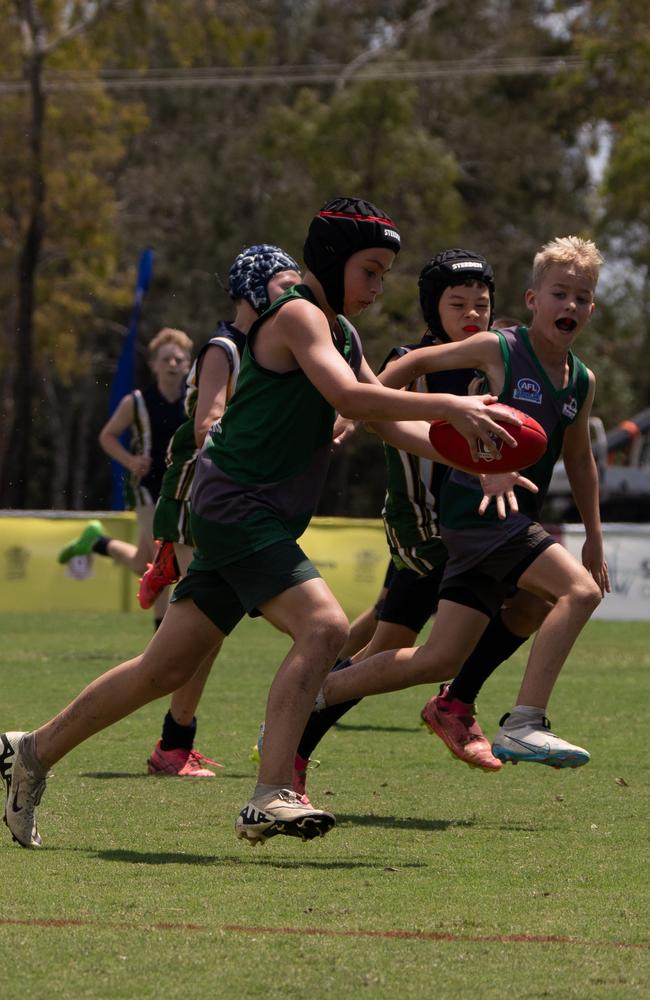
top-left (20, 732), bottom-right (49, 776)
top-left (507, 705), bottom-right (545, 725)
top-left (253, 782), bottom-right (291, 799)
top-left (314, 688), bottom-right (327, 712)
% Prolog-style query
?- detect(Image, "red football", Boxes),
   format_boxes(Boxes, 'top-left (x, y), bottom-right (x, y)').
top-left (428, 404), bottom-right (547, 474)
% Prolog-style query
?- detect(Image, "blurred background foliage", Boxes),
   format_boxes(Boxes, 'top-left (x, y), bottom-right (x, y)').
top-left (1, 0), bottom-right (649, 514)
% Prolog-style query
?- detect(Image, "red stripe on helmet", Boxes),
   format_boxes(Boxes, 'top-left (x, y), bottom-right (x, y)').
top-left (319, 211), bottom-right (397, 228)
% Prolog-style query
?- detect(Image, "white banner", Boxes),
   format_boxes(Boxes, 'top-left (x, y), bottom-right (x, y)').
top-left (562, 523), bottom-right (650, 620)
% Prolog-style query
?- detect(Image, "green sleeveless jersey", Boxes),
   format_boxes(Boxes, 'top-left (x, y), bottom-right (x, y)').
top-left (190, 284), bottom-right (363, 569)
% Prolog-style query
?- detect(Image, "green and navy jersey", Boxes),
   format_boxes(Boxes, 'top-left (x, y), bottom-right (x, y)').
top-left (159, 322), bottom-right (245, 503)
top-left (381, 333), bottom-right (477, 552)
top-left (190, 284), bottom-right (363, 569)
top-left (440, 325), bottom-right (590, 574)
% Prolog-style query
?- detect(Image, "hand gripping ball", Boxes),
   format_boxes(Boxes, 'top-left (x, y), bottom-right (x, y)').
top-left (428, 404), bottom-right (547, 474)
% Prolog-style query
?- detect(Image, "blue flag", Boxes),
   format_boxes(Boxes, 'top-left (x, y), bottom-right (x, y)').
top-left (109, 248), bottom-right (154, 509)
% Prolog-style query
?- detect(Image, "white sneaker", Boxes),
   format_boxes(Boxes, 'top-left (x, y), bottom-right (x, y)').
top-left (0, 731), bottom-right (47, 848)
top-left (235, 787), bottom-right (335, 846)
top-left (492, 713), bottom-right (590, 769)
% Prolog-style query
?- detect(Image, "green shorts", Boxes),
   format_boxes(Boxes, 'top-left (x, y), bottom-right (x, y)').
top-left (153, 496), bottom-right (193, 546)
top-left (170, 538), bottom-right (321, 634)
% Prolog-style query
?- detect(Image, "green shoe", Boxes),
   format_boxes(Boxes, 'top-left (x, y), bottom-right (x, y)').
top-left (57, 520), bottom-right (105, 564)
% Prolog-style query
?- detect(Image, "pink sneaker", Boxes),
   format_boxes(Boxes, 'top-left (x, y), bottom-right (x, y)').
top-left (147, 741), bottom-right (223, 777)
top-left (292, 753), bottom-right (319, 806)
top-left (138, 541), bottom-right (180, 610)
top-left (421, 686), bottom-right (502, 772)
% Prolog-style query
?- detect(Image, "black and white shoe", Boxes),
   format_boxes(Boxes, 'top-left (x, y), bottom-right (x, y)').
top-left (1, 731), bottom-right (46, 848)
top-left (235, 788), bottom-right (335, 846)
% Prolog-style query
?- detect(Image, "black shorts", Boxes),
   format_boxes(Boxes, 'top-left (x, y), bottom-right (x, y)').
top-left (439, 523), bottom-right (556, 619)
top-left (378, 562), bottom-right (446, 634)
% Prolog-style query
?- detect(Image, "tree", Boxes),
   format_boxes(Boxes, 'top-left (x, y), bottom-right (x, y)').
top-left (552, 0), bottom-right (650, 415)
top-left (0, 0), bottom-right (143, 507)
top-left (1, 0), bottom-right (642, 511)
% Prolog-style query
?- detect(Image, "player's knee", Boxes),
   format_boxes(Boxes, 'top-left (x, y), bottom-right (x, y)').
top-left (569, 577), bottom-right (602, 615)
top-left (307, 609), bottom-right (350, 656)
top-left (142, 653), bottom-right (195, 696)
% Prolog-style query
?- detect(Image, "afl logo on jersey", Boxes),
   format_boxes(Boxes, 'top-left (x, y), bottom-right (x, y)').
top-left (513, 378), bottom-right (542, 405)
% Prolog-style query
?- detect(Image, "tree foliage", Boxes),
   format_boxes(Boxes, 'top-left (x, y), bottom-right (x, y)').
top-left (0, 0), bottom-right (646, 513)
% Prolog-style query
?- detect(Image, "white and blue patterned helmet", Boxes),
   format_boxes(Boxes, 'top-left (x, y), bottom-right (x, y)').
top-left (228, 244), bottom-right (300, 315)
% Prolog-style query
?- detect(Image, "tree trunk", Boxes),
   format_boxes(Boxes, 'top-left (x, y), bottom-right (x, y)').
top-left (0, 31), bottom-right (46, 507)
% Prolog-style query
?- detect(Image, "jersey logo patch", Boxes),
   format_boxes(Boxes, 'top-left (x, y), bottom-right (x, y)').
top-left (513, 378), bottom-right (542, 404)
top-left (562, 396), bottom-right (578, 419)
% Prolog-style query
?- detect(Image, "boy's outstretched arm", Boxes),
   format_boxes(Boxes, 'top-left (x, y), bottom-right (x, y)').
top-left (350, 352), bottom-right (520, 456)
top-left (367, 390), bottom-right (522, 462)
top-left (368, 419), bottom-right (536, 515)
top-left (562, 371), bottom-right (610, 595)
top-left (378, 332), bottom-right (503, 390)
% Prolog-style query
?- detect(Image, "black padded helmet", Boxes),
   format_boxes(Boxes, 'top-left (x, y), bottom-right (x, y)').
top-left (418, 248), bottom-right (495, 340)
top-left (303, 196), bottom-right (401, 314)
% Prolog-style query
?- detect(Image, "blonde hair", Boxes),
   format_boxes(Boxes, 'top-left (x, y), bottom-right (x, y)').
top-left (148, 327), bottom-right (193, 358)
top-left (532, 236), bottom-right (603, 290)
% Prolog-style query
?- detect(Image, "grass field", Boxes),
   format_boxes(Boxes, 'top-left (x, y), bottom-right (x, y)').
top-left (1, 611), bottom-right (649, 999)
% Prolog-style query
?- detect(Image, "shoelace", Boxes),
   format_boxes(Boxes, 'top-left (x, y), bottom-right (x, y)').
top-left (188, 749), bottom-right (223, 768)
top-left (277, 789), bottom-right (301, 806)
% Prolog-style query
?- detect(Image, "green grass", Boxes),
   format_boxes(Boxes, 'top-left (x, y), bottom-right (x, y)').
top-left (1, 613), bottom-right (649, 999)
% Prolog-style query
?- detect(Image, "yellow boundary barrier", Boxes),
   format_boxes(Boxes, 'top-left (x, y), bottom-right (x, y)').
top-left (2, 512), bottom-right (649, 619)
top-left (0, 512), bottom-right (389, 618)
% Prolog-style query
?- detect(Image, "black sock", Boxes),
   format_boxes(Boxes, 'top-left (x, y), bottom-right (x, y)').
top-left (448, 614), bottom-right (527, 705)
top-left (160, 710), bottom-right (197, 751)
top-left (91, 536), bottom-right (112, 557)
top-left (297, 658), bottom-right (360, 760)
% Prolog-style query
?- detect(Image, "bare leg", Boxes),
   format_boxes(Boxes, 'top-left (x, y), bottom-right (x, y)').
top-left (253, 578), bottom-right (349, 786)
top-left (167, 647), bottom-right (222, 725)
top-left (351, 619), bottom-right (419, 664)
top-left (338, 595), bottom-right (385, 660)
top-left (514, 545), bottom-right (601, 709)
top-left (106, 535), bottom-right (152, 575)
top-left (500, 589), bottom-right (551, 637)
top-left (164, 543), bottom-right (219, 726)
top-left (106, 505), bottom-right (158, 576)
top-left (173, 543), bottom-right (194, 578)
top-left (152, 588), bottom-right (170, 622)
top-left (34, 600), bottom-right (223, 768)
top-left (322, 601), bottom-right (490, 706)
